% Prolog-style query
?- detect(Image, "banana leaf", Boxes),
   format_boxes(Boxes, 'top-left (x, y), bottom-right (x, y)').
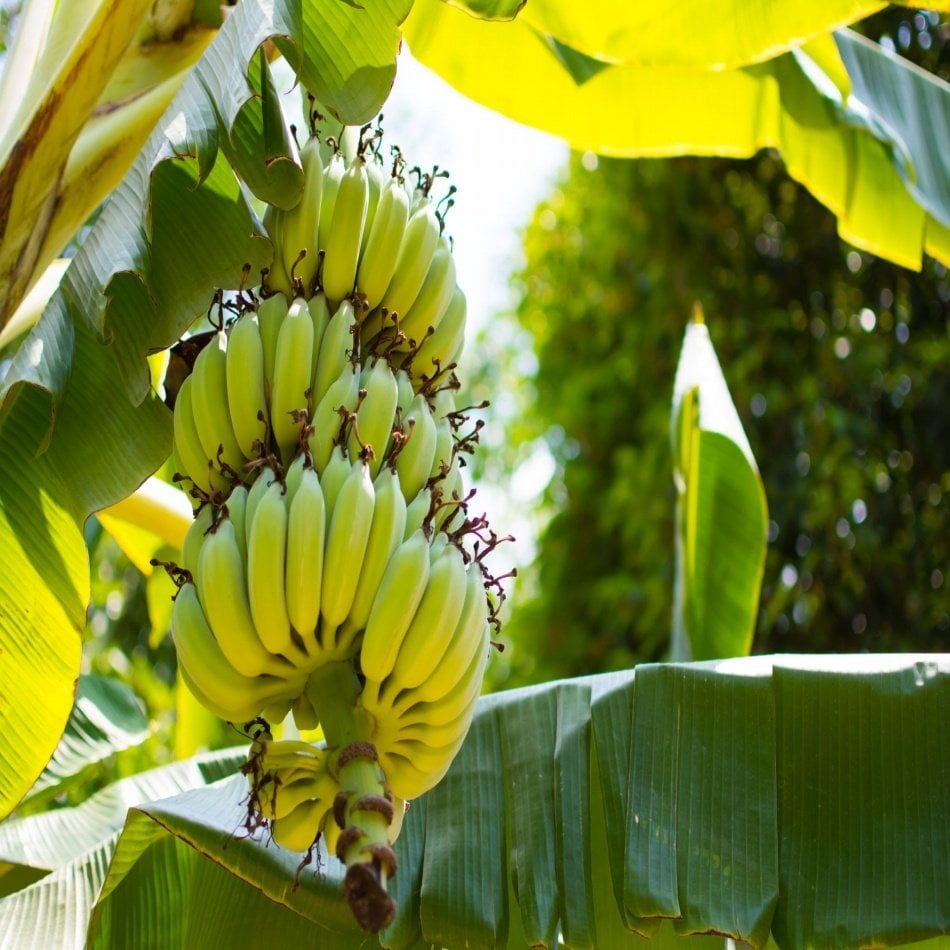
top-left (45, 655), bottom-right (945, 948)
top-left (403, 1), bottom-right (950, 270)
top-left (671, 314), bottom-right (768, 661)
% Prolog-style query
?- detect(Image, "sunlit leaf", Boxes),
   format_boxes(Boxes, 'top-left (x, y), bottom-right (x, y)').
top-left (22, 676), bottom-right (150, 809)
top-left (671, 315), bottom-right (768, 661)
top-left (403, 2), bottom-right (949, 269)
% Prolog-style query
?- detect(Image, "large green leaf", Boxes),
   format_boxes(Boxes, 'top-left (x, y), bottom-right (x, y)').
top-left (403, 2), bottom-right (949, 269)
top-left (0, 749), bottom-right (245, 943)
top-left (20, 675), bottom-right (150, 809)
top-left (76, 656), bottom-right (947, 948)
top-left (671, 315), bottom-right (768, 661)
top-left (0, 0), bottom-right (406, 821)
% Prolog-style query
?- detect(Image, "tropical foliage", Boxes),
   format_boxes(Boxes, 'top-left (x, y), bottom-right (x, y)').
top-left (0, 0), bottom-right (947, 946)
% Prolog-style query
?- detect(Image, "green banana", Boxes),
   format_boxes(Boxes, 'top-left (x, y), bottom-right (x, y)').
top-left (285, 466), bottom-right (326, 654)
top-left (356, 174), bottom-right (411, 310)
top-left (348, 357), bottom-right (399, 476)
top-left (308, 362), bottom-right (361, 474)
top-left (272, 797), bottom-right (327, 852)
top-left (380, 199), bottom-right (441, 319)
top-left (403, 487), bottom-right (433, 540)
top-left (263, 204), bottom-right (294, 298)
top-left (225, 313), bottom-right (268, 459)
top-left (196, 515), bottom-right (291, 678)
top-left (257, 292), bottom-right (289, 407)
top-left (322, 156), bottom-right (368, 306)
top-left (398, 237), bottom-right (456, 346)
top-left (171, 582), bottom-right (296, 722)
top-left (191, 330), bottom-right (246, 478)
top-left (281, 135), bottom-right (324, 294)
top-left (308, 292), bottom-right (331, 390)
top-left (181, 501), bottom-right (214, 579)
top-left (313, 297), bottom-right (358, 405)
top-left (246, 479), bottom-right (298, 660)
top-left (320, 459), bottom-right (376, 651)
top-left (244, 466), bottom-right (280, 551)
top-left (411, 285), bottom-right (466, 386)
top-left (316, 150), bottom-right (345, 253)
top-left (359, 528), bottom-right (431, 682)
top-left (339, 466), bottom-right (407, 648)
top-left (172, 374), bottom-right (221, 495)
top-left (411, 561), bottom-right (488, 705)
top-left (394, 393), bottom-right (438, 502)
top-left (270, 296), bottom-right (315, 463)
top-left (318, 444), bottom-right (352, 517)
top-left (387, 541), bottom-right (467, 693)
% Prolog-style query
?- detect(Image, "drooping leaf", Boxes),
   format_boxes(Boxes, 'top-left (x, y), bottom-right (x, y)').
top-left (516, 1), bottom-right (945, 68)
top-left (0, 0), bottom-right (405, 821)
top-left (77, 656), bottom-right (949, 948)
top-left (0, 749), bottom-right (245, 944)
top-left (403, 1), bottom-right (949, 269)
top-left (671, 314), bottom-right (768, 661)
top-left (21, 676), bottom-right (151, 809)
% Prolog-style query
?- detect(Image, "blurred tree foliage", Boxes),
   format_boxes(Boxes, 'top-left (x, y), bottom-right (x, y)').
top-left (488, 12), bottom-right (950, 684)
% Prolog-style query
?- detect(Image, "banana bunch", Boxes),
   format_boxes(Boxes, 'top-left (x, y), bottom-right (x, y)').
top-left (166, 119), bottom-right (506, 934)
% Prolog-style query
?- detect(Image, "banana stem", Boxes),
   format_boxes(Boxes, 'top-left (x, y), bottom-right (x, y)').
top-left (304, 662), bottom-right (396, 932)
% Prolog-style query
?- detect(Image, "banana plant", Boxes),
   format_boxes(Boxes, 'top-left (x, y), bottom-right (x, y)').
top-left (0, 0), bottom-right (947, 946)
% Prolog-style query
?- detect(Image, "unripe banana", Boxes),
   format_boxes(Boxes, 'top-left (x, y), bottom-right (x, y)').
top-left (394, 394), bottom-right (438, 502)
top-left (387, 542), bottom-right (467, 693)
top-left (321, 460), bottom-right (375, 650)
top-left (316, 151), bottom-right (345, 252)
top-left (224, 479), bottom-right (249, 561)
top-left (283, 452), bottom-right (308, 505)
top-left (285, 466), bottom-right (326, 654)
top-left (394, 612), bottom-right (489, 718)
top-left (226, 313), bottom-right (268, 459)
top-left (319, 444), bottom-right (352, 517)
top-left (292, 690), bottom-right (319, 732)
top-left (281, 136), bottom-right (324, 294)
top-left (308, 363), bottom-right (361, 474)
top-left (394, 368), bottom-right (415, 418)
top-left (313, 297), bottom-right (359, 405)
top-left (403, 487), bottom-right (433, 540)
top-left (247, 480), bottom-right (298, 660)
top-left (359, 529), bottom-right (431, 682)
top-left (356, 174), bottom-right (411, 310)
top-left (191, 332), bottom-right (245, 480)
top-left (349, 357), bottom-right (399, 477)
top-left (322, 157), bottom-right (368, 306)
top-left (340, 466), bottom-right (407, 647)
top-left (197, 516), bottom-right (291, 678)
top-left (262, 697), bottom-right (293, 726)
top-left (362, 155), bottom-right (386, 241)
top-left (411, 285), bottom-right (466, 386)
top-left (398, 238), bottom-right (456, 346)
top-left (257, 292), bottom-right (289, 407)
top-left (380, 199), bottom-right (441, 319)
top-left (412, 562), bottom-right (489, 704)
top-left (263, 204), bottom-right (293, 298)
top-left (171, 582), bottom-right (296, 721)
top-left (244, 466), bottom-right (280, 551)
top-left (429, 413), bottom-right (455, 482)
top-left (173, 374), bottom-right (222, 495)
top-left (270, 297), bottom-right (315, 463)
top-left (434, 462), bottom-right (466, 533)
top-left (308, 292), bottom-right (331, 389)
top-left (181, 502), bottom-right (214, 579)
top-left (272, 797), bottom-right (326, 852)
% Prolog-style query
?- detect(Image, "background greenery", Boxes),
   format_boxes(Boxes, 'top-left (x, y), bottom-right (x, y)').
top-left (480, 10), bottom-right (950, 686)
